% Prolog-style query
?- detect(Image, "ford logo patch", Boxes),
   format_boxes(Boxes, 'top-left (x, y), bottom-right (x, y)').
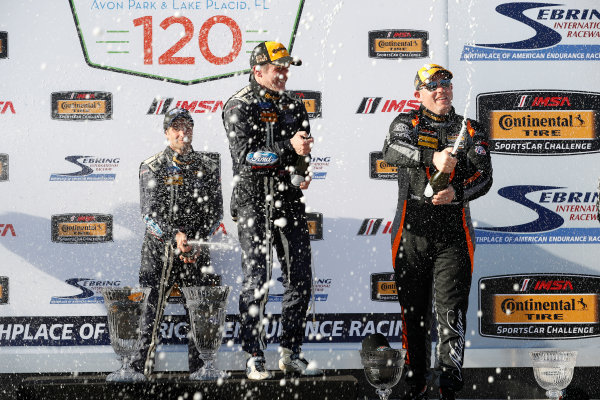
top-left (246, 151), bottom-right (279, 166)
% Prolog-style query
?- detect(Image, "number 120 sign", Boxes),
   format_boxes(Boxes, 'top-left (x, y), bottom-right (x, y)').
top-left (68, 0), bottom-right (305, 85)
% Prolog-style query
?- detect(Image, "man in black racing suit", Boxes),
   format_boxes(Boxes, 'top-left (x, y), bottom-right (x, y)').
top-left (382, 64), bottom-right (493, 400)
top-left (134, 108), bottom-right (223, 377)
top-left (222, 41), bottom-right (322, 380)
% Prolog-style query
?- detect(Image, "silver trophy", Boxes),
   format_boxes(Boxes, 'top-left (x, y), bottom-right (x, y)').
top-left (530, 350), bottom-right (577, 400)
top-left (101, 287), bottom-right (151, 382)
top-left (182, 286), bottom-right (231, 380)
top-left (359, 348), bottom-right (406, 400)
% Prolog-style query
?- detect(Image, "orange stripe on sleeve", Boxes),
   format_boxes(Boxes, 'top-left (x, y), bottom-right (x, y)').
top-left (391, 200), bottom-right (407, 269)
top-left (464, 171), bottom-right (481, 186)
top-left (467, 120), bottom-right (476, 138)
top-left (461, 208), bottom-right (475, 274)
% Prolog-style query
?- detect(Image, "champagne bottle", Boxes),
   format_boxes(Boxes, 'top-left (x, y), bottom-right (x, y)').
top-left (424, 169), bottom-right (451, 197)
top-left (291, 154), bottom-right (310, 187)
top-left (424, 121), bottom-right (467, 198)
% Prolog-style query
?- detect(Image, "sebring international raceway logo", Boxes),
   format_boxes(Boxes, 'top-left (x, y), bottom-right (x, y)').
top-left (50, 278), bottom-right (122, 304)
top-left (461, 2), bottom-right (600, 61)
top-left (476, 185), bottom-right (600, 244)
top-left (50, 156), bottom-right (120, 181)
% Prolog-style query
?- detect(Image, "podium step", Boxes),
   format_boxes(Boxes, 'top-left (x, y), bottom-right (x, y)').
top-left (11, 372), bottom-right (358, 400)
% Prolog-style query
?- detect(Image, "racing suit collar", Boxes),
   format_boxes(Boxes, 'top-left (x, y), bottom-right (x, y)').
top-left (420, 104), bottom-right (455, 122)
top-left (164, 145), bottom-right (196, 165)
top-left (250, 75), bottom-right (282, 102)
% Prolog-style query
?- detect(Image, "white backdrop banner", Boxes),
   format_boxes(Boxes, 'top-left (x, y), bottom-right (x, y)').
top-left (1, 0), bottom-right (599, 371)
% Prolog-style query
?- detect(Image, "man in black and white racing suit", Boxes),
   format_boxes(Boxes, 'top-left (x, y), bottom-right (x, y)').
top-left (222, 41), bottom-right (322, 380)
top-left (382, 64), bottom-right (493, 400)
top-left (134, 108), bottom-right (223, 377)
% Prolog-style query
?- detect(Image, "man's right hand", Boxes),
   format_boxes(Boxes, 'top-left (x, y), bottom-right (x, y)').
top-left (291, 131), bottom-right (313, 155)
top-left (432, 148), bottom-right (457, 173)
top-left (175, 231), bottom-right (196, 263)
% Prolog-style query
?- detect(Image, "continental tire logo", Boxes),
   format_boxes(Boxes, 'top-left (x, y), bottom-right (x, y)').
top-left (370, 273), bottom-right (397, 302)
top-left (479, 274), bottom-right (600, 339)
top-left (0, 154), bottom-right (8, 182)
top-left (292, 90), bottom-right (322, 119)
top-left (477, 90), bottom-right (600, 155)
top-left (51, 92), bottom-right (112, 121)
top-left (0, 277), bottom-right (8, 305)
top-left (0, 32), bottom-right (7, 59)
top-left (495, 294), bottom-right (596, 323)
top-left (51, 214), bottom-right (113, 243)
top-left (370, 151), bottom-right (397, 180)
top-left (368, 30), bottom-right (428, 59)
top-left (494, 112), bottom-right (592, 135)
top-left (306, 212), bottom-right (323, 240)
top-left (379, 282), bottom-right (397, 294)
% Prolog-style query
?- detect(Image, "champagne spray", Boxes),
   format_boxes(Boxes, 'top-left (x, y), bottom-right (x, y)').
top-left (423, 120), bottom-right (467, 198)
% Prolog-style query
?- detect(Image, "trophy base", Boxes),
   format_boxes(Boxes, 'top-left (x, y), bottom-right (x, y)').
top-left (189, 367), bottom-right (229, 381)
top-left (106, 369), bottom-right (147, 382)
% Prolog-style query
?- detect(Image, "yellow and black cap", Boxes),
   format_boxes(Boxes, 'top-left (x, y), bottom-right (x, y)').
top-left (163, 108), bottom-right (194, 131)
top-left (414, 64), bottom-right (453, 89)
top-left (250, 41), bottom-right (302, 67)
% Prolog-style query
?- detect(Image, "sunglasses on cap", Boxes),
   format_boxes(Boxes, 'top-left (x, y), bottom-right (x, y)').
top-left (169, 119), bottom-right (193, 131)
top-left (420, 79), bottom-right (452, 91)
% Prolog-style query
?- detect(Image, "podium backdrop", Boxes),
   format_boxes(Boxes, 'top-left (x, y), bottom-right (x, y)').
top-left (1, 0), bottom-right (600, 372)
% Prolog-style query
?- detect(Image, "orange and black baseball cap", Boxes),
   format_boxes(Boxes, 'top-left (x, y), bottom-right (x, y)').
top-left (250, 41), bottom-right (302, 67)
top-left (414, 64), bottom-right (453, 89)
top-left (163, 107), bottom-right (194, 131)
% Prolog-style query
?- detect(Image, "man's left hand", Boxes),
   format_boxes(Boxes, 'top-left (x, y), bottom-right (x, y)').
top-left (299, 177), bottom-right (311, 190)
top-left (432, 186), bottom-right (455, 205)
top-left (291, 131), bottom-right (313, 155)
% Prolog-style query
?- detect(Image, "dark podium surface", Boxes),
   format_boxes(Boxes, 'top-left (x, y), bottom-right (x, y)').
top-left (1, 367), bottom-right (599, 399)
top-left (2, 371), bottom-right (358, 400)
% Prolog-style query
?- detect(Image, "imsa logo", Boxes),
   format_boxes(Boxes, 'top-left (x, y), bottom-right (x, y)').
top-left (147, 98), bottom-right (224, 115)
top-left (356, 98), bottom-right (419, 114)
top-left (519, 278), bottom-right (574, 292)
top-left (0, 224), bottom-right (16, 237)
top-left (0, 101), bottom-right (15, 114)
top-left (357, 219), bottom-right (393, 235)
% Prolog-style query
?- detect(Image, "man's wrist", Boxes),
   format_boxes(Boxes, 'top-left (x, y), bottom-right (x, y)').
top-left (422, 148), bottom-right (435, 167)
